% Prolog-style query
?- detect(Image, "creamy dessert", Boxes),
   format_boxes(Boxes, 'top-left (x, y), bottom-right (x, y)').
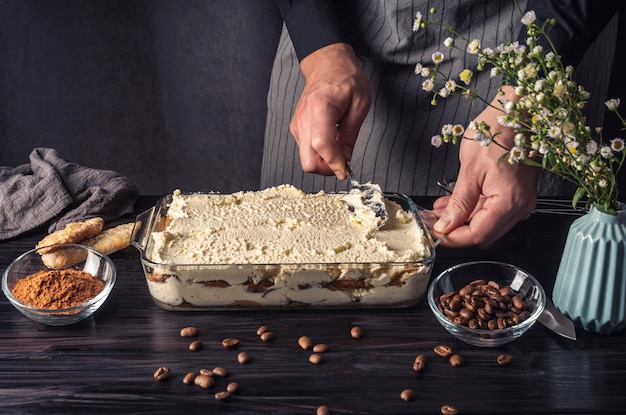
top-left (134, 185), bottom-right (434, 309)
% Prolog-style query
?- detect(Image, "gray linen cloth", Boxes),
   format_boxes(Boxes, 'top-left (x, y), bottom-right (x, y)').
top-left (0, 147), bottom-right (139, 240)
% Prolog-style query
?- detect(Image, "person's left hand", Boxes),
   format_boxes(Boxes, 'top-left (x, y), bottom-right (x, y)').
top-left (431, 87), bottom-right (538, 248)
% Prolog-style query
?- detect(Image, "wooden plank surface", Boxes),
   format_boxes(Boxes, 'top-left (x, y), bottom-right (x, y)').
top-left (1, 197), bottom-right (625, 414)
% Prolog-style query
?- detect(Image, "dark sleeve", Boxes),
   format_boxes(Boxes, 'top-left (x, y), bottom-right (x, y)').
top-left (273, 0), bottom-right (347, 61)
top-left (524, 0), bottom-right (621, 66)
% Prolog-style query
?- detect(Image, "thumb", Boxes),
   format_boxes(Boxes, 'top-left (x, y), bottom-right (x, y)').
top-left (433, 191), bottom-right (478, 234)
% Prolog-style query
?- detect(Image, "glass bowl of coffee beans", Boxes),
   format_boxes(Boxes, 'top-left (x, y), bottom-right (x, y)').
top-left (428, 261), bottom-right (545, 347)
top-left (2, 244), bottom-right (116, 326)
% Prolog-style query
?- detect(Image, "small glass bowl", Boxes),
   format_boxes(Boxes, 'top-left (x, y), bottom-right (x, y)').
top-left (2, 244), bottom-right (116, 326)
top-left (428, 261), bottom-right (545, 347)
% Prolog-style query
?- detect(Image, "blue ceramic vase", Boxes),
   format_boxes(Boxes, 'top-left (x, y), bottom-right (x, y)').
top-left (552, 205), bottom-right (626, 334)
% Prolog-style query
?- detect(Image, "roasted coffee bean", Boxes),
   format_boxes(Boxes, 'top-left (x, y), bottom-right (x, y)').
top-left (434, 345), bottom-right (453, 358)
top-left (260, 331), bottom-right (276, 342)
top-left (437, 279), bottom-right (531, 330)
top-left (497, 317), bottom-right (508, 329)
top-left (444, 308), bottom-right (459, 319)
top-left (459, 308), bottom-right (474, 320)
top-left (497, 354), bottom-right (513, 366)
top-left (256, 325), bottom-right (269, 336)
top-left (226, 382), bottom-right (240, 393)
top-left (298, 335), bottom-right (313, 350)
top-left (441, 404), bottom-right (459, 415)
top-left (199, 368), bottom-right (213, 376)
top-left (194, 374), bottom-right (215, 389)
top-left (188, 340), bottom-right (203, 351)
top-left (512, 295), bottom-right (525, 309)
top-left (400, 388), bottom-right (416, 402)
top-left (212, 367), bottom-right (228, 378)
top-left (153, 366), bottom-right (171, 381)
top-left (317, 405), bottom-right (330, 415)
top-left (238, 351), bottom-right (251, 364)
top-left (350, 326), bottom-right (363, 339)
top-left (222, 338), bottom-right (239, 348)
top-left (413, 354), bottom-right (427, 372)
top-left (449, 354), bottom-right (463, 367)
top-left (180, 326), bottom-right (199, 338)
top-left (453, 316), bottom-right (468, 325)
top-left (182, 372), bottom-right (196, 385)
top-left (500, 286), bottom-right (514, 296)
top-left (309, 353), bottom-right (322, 364)
top-left (449, 298), bottom-right (462, 312)
top-left (313, 343), bottom-right (329, 353)
top-left (214, 391), bottom-right (231, 401)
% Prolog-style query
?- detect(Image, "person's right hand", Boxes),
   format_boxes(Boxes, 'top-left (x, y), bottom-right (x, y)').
top-left (291, 43), bottom-right (372, 179)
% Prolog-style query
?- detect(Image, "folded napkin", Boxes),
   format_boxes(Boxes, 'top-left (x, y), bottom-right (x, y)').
top-left (0, 147), bottom-right (140, 241)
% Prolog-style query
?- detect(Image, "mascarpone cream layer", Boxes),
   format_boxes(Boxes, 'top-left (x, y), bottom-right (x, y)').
top-left (149, 185), bottom-right (426, 265)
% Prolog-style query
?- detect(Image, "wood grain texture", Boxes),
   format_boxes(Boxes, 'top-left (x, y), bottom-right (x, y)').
top-left (1, 197), bottom-right (625, 414)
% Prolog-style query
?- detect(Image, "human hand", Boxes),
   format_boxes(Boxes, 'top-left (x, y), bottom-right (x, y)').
top-left (291, 43), bottom-right (372, 179)
top-left (432, 87), bottom-right (538, 248)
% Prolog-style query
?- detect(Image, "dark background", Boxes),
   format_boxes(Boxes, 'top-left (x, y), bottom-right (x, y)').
top-left (1, 1), bottom-right (625, 196)
top-left (0, 0), bottom-right (282, 195)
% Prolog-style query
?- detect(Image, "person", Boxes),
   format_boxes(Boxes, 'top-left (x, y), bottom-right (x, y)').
top-left (263, 0), bottom-right (621, 247)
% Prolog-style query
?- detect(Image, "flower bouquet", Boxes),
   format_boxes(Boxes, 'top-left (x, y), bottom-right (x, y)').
top-left (413, 5), bottom-right (625, 215)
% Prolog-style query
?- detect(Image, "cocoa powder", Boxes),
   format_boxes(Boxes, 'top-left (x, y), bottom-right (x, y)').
top-left (11, 269), bottom-right (104, 309)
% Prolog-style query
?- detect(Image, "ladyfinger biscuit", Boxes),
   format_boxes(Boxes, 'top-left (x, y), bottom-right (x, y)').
top-left (42, 223), bottom-right (134, 268)
top-left (36, 217), bottom-right (105, 253)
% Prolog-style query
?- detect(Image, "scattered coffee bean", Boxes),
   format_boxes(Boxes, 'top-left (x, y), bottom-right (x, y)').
top-left (317, 405), bottom-right (330, 415)
top-left (199, 368), bottom-right (213, 376)
top-left (226, 382), bottom-right (240, 393)
top-left (194, 374), bottom-right (215, 389)
top-left (298, 335), bottom-right (313, 350)
top-left (214, 390), bottom-right (231, 401)
top-left (182, 372), bottom-right (196, 385)
top-left (222, 338), bottom-right (239, 348)
top-left (238, 351), bottom-right (251, 364)
top-left (313, 343), bottom-right (329, 353)
top-left (180, 326), bottom-right (199, 338)
top-left (400, 388), bottom-right (416, 402)
top-left (441, 404), bottom-right (459, 415)
top-left (413, 354), bottom-right (427, 372)
top-left (497, 354), bottom-right (512, 366)
top-left (188, 340), bottom-right (203, 351)
top-left (449, 354), bottom-right (463, 367)
top-left (212, 366), bottom-right (228, 378)
top-left (434, 345), bottom-right (453, 358)
top-left (153, 366), bottom-right (171, 381)
top-left (438, 279), bottom-right (532, 330)
top-left (256, 325), bottom-right (269, 336)
top-left (350, 326), bottom-right (363, 339)
top-left (260, 331), bottom-right (276, 342)
top-left (309, 353), bottom-right (322, 365)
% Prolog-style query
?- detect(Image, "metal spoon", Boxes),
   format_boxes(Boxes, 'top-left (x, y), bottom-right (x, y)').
top-left (345, 163), bottom-right (388, 223)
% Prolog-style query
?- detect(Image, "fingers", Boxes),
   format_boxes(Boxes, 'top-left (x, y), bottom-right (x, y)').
top-left (435, 198), bottom-right (520, 248)
top-left (291, 43), bottom-right (371, 179)
top-left (433, 175), bottom-right (481, 235)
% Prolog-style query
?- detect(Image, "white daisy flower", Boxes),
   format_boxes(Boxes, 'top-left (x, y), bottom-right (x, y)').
top-left (432, 51), bottom-right (445, 64)
top-left (412, 11), bottom-right (422, 32)
top-left (521, 10), bottom-right (536, 26)
top-left (431, 135), bottom-right (443, 148)
top-left (605, 98), bottom-right (621, 112)
top-left (611, 138), bottom-right (625, 152)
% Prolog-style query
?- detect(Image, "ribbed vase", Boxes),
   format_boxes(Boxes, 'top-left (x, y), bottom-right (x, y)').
top-left (552, 205), bottom-right (626, 334)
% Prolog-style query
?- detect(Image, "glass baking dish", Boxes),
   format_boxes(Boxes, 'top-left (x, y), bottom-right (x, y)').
top-left (130, 191), bottom-right (439, 310)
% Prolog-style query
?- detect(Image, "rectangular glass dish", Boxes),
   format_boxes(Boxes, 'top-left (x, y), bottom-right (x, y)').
top-left (130, 191), bottom-right (438, 310)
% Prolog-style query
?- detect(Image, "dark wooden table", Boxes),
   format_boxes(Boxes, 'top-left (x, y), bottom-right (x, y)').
top-left (2, 197), bottom-right (625, 414)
